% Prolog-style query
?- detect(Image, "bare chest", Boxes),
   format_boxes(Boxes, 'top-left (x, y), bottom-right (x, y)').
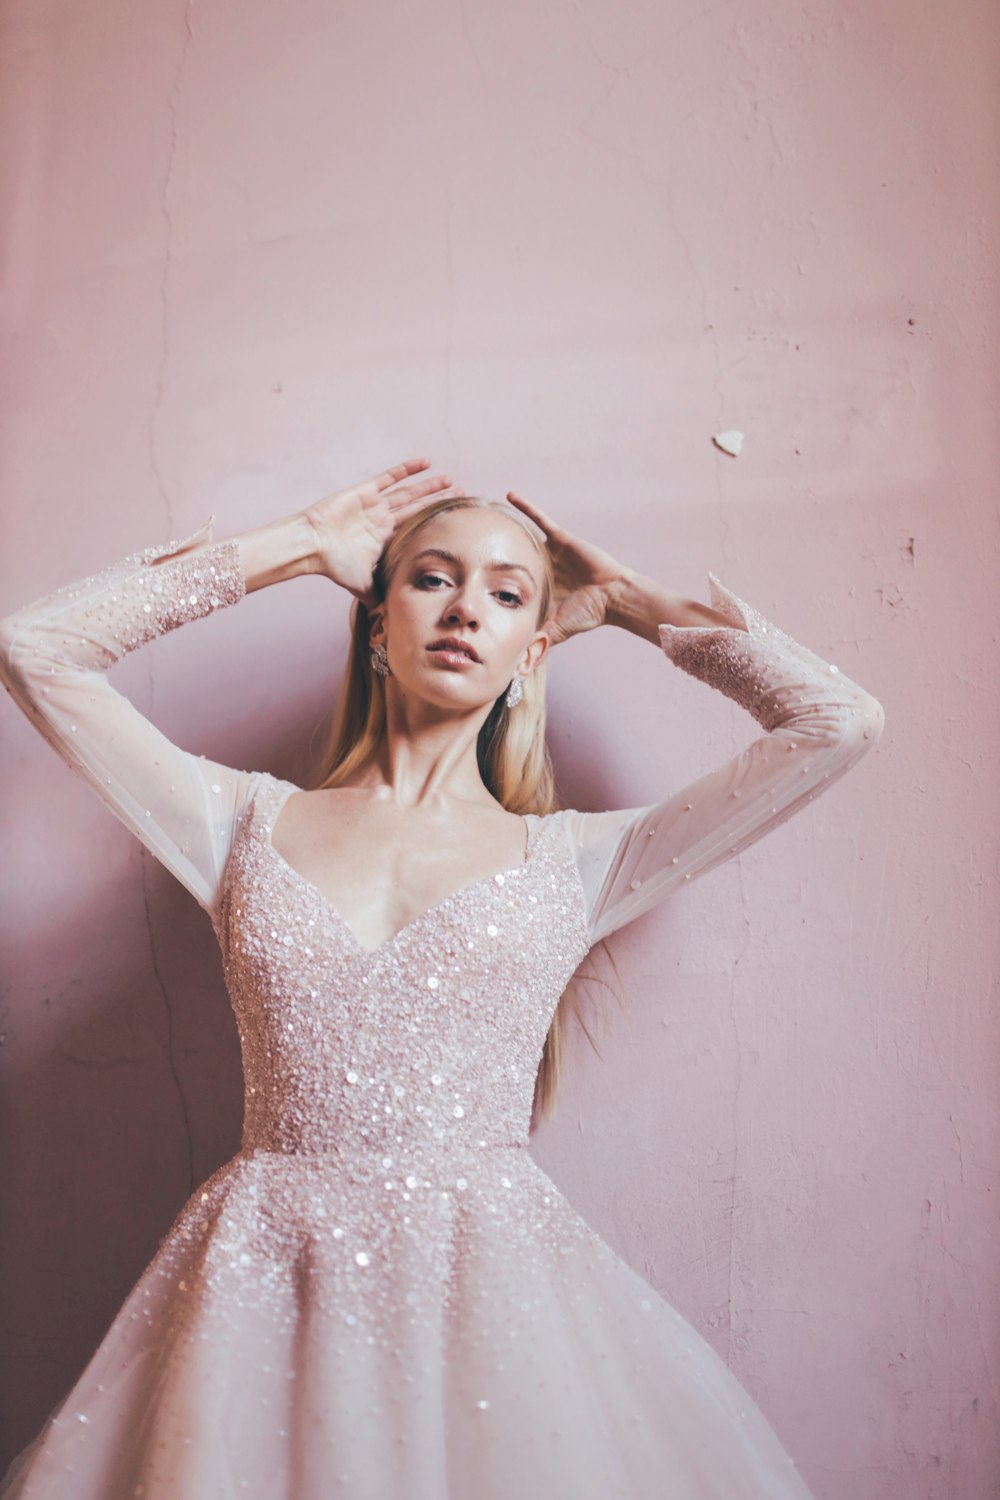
top-left (268, 790), bottom-right (530, 952)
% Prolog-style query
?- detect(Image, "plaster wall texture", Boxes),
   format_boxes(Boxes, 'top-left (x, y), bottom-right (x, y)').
top-left (1, 1), bottom-right (997, 1495)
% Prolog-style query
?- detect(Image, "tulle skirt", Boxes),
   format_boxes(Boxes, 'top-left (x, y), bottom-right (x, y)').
top-left (1, 1145), bottom-right (814, 1499)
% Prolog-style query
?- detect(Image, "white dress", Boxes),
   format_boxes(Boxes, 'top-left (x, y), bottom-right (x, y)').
top-left (0, 517), bottom-right (884, 1498)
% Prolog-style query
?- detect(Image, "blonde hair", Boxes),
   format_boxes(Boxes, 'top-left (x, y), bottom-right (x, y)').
top-left (309, 495), bottom-right (616, 1125)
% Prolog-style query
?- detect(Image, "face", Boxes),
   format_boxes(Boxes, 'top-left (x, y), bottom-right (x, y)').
top-left (370, 507), bottom-right (549, 712)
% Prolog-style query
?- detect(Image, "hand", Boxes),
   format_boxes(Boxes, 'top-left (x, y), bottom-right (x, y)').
top-left (303, 458), bottom-right (463, 605)
top-left (505, 491), bottom-right (631, 646)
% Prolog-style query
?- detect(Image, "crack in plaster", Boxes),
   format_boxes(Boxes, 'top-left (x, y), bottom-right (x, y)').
top-left (570, 0), bottom-right (690, 77)
top-left (149, 0), bottom-right (195, 538)
top-left (132, 0), bottom-right (197, 1205)
top-left (53, 1050), bottom-right (137, 1069)
top-left (139, 848), bottom-right (196, 1198)
top-left (948, 1113), bottom-right (965, 1187)
top-left (574, 96), bottom-right (730, 578)
top-left (442, 178), bottom-right (460, 459)
top-left (724, 856), bottom-right (755, 1363)
top-left (454, 0), bottom-right (486, 81)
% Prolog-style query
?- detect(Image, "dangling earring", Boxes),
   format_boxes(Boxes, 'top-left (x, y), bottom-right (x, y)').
top-left (505, 674), bottom-right (523, 708)
top-left (371, 641), bottom-right (391, 677)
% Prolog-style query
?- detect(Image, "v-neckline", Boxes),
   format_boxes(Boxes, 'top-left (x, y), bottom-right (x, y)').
top-left (259, 774), bottom-right (539, 958)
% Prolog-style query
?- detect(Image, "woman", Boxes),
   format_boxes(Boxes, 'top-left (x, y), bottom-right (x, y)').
top-left (0, 456), bottom-right (884, 1498)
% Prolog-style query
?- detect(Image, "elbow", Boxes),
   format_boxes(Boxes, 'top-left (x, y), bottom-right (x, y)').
top-left (0, 611), bottom-right (46, 700)
top-left (834, 691), bottom-right (885, 759)
top-left (855, 689), bottom-right (885, 743)
top-left (0, 611), bottom-right (22, 691)
top-left (866, 693), bottom-right (886, 742)
top-left (777, 687), bottom-right (885, 754)
top-left (786, 690), bottom-right (885, 760)
top-left (779, 693), bottom-right (885, 793)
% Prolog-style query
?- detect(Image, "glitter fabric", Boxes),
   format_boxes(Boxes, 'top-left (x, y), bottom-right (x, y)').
top-left (0, 519), bottom-right (884, 1499)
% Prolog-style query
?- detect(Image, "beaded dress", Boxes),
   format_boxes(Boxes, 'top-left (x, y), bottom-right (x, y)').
top-left (0, 518), bottom-right (884, 1500)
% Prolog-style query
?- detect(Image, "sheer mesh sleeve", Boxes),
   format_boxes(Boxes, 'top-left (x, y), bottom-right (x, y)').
top-left (0, 515), bottom-right (257, 926)
top-left (565, 573), bottom-right (886, 947)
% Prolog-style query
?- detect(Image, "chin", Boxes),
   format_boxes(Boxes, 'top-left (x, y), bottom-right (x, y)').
top-left (393, 671), bottom-right (489, 710)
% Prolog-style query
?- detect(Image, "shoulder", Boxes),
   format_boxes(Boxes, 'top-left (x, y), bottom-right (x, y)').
top-left (529, 805), bottom-right (594, 855)
top-left (539, 804), bottom-right (642, 838)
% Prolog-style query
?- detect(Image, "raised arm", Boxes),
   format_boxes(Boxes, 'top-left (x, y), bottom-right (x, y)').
top-left (0, 457), bottom-right (461, 927)
top-left (504, 491), bottom-right (885, 948)
top-left (567, 571), bottom-right (884, 945)
top-left (0, 517), bottom-right (260, 924)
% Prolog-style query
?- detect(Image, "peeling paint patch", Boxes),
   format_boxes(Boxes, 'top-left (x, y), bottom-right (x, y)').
top-left (712, 430), bottom-right (744, 457)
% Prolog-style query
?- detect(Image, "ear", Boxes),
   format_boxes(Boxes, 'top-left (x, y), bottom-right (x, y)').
top-left (516, 627), bottom-right (550, 679)
top-left (367, 607), bottom-right (387, 644)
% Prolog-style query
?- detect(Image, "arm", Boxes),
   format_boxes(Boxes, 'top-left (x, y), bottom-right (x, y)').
top-left (0, 459), bottom-right (460, 927)
top-left (0, 517), bottom-right (260, 924)
top-left (567, 568), bottom-right (885, 946)
top-left (500, 490), bottom-right (884, 949)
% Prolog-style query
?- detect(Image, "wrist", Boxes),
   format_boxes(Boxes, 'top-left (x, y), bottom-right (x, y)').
top-left (603, 569), bottom-right (739, 643)
top-left (603, 568), bottom-right (683, 644)
top-left (601, 566), bottom-right (642, 627)
top-left (233, 512), bottom-right (322, 594)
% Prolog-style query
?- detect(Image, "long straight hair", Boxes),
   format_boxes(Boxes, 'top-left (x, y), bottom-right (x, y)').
top-left (309, 496), bottom-right (611, 1124)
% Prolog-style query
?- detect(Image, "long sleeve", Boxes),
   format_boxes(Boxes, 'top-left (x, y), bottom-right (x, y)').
top-left (566, 573), bottom-right (886, 947)
top-left (0, 516), bottom-right (256, 927)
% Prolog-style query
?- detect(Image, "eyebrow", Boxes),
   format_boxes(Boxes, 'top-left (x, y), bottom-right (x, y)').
top-left (409, 547), bottom-right (536, 583)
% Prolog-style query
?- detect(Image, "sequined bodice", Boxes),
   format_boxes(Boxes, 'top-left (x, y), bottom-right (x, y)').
top-left (215, 775), bottom-right (590, 1166)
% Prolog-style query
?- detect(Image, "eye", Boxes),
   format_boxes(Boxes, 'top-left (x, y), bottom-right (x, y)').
top-left (496, 589), bottom-right (523, 607)
top-left (416, 572), bottom-right (450, 589)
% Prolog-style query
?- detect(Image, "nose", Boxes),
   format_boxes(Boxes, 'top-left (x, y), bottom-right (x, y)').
top-left (441, 590), bottom-right (480, 630)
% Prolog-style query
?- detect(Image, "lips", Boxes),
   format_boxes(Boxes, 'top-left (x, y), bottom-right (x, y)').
top-left (428, 637), bottom-right (481, 663)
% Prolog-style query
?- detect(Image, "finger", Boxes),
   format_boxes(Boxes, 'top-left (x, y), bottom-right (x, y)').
top-left (380, 486), bottom-right (464, 528)
top-left (374, 457), bottom-right (432, 491)
top-left (394, 472), bottom-right (455, 501)
top-left (413, 482), bottom-right (463, 503)
top-left (386, 475), bottom-right (457, 512)
top-left (506, 490), bottom-right (561, 537)
top-left (538, 614), bottom-right (566, 647)
top-left (387, 483), bottom-right (464, 525)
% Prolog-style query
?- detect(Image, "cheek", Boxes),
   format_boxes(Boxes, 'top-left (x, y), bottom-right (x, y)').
top-left (387, 592), bottom-right (438, 654)
top-left (505, 619), bottom-right (538, 662)
top-left (386, 589), bottom-right (419, 628)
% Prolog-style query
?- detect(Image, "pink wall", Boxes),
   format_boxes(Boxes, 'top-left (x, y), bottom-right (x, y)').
top-left (1, 1), bottom-right (997, 1494)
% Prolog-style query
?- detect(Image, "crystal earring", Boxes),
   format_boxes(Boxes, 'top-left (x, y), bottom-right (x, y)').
top-left (371, 641), bottom-right (391, 677)
top-left (505, 674), bottom-right (523, 708)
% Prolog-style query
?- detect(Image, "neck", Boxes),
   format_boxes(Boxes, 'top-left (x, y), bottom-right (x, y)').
top-left (351, 690), bottom-right (496, 810)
